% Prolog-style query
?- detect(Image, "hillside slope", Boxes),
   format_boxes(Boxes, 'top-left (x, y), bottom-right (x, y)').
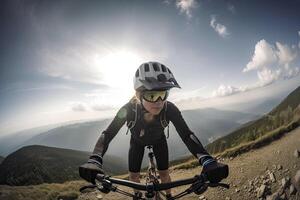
top-left (0, 145), bottom-right (126, 186)
top-left (207, 86), bottom-right (300, 155)
top-left (81, 127), bottom-right (300, 200)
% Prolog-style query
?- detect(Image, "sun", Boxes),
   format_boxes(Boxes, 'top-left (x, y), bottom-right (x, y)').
top-left (94, 50), bottom-right (143, 90)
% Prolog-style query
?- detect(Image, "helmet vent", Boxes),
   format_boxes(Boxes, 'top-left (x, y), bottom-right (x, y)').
top-left (161, 65), bottom-right (167, 72)
top-left (135, 70), bottom-right (139, 77)
top-left (144, 64), bottom-right (150, 72)
top-left (153, 63), bottom-right (160, 71)
top-left (157, 74), bottom-right (167, 82)
top-left (167, 68), bottom-right (172, 74)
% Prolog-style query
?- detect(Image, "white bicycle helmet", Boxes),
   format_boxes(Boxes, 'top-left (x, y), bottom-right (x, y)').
top-left (134, 61), bottom-right (181, 91)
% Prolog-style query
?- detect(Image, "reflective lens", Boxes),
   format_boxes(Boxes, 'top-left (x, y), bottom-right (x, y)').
top-left (142, 90), bottom-right (169, 102)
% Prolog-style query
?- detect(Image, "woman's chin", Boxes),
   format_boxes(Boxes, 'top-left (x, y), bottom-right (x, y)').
top-left (150, 109), bottom-right (162, 115)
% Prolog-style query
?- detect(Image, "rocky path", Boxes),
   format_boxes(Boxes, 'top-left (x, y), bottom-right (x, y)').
top-left (79, 127), bottom-right (300, 200)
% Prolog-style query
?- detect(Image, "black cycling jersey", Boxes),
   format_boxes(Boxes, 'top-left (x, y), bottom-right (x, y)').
top-left (92, 100), bottom-right (211, 169)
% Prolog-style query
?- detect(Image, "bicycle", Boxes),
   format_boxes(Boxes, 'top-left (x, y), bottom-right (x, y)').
top-left (145, 145), bottom-right (164, 199)
top-left (80, 146), bottom-right (229, 200)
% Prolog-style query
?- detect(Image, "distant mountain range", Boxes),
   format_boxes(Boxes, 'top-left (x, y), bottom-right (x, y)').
top-left (206, 86), bottom-right (300, 155)
top-left (0, 156), bottom-right (4, 164)
top-left (0, 120), bottom-right (94, 156)
top-left (0, 145), bottom-right (127, 186)
top-left (0, 107), bottom-right (259, 161)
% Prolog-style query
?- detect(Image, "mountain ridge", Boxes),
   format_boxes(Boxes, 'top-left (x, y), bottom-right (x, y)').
top-left (0, 145), bottom-right (127, 186)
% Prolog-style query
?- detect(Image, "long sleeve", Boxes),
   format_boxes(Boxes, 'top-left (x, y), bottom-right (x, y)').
top-left (92, 104), bottom-right (128, 157)
top-left (166, 101), bottom-right (211, 162)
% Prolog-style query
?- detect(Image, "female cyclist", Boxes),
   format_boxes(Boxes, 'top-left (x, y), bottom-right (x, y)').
top-left (79, 61), bottom-right (229, 199)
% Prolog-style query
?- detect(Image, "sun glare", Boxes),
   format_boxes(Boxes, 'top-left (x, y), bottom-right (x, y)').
top-left (94, 50), bottom-right (143, 90)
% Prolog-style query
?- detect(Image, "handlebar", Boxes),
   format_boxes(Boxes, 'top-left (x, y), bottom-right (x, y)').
top-left (80, 173), bottom-right (229, 199)
top-left (94, 173), bottom-right (229, 191)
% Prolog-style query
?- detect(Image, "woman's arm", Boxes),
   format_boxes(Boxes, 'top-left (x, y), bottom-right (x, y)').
top-left (92, 104), bottom-right (128, 157)
top-left (166, 101), bottom-right (214, 165)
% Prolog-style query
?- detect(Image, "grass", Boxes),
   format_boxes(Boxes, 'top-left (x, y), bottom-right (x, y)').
top-left (0, 180), bottom-right (85, 200)
top-left (215, 120), bottom-right (300, 158)
top-left (170, 119), bottom-right (300, 170)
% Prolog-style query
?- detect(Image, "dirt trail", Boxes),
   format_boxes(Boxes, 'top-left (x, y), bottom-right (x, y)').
top-left (79, 127), bottom-right (300, 200)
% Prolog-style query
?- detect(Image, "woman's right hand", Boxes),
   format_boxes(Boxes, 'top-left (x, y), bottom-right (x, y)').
top-left (79, 154), bottom-right (104, 184)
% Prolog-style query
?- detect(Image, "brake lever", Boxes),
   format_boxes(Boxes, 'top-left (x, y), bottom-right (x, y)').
top-left (96, 178), bottom-right (113, 194)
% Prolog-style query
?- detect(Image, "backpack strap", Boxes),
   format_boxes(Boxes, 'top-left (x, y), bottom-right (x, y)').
top-left (160, 102), bottom-right (170, 138)
top-left (126, 102), bottom-right (138, 135)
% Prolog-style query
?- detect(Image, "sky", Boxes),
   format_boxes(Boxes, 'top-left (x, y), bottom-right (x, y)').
top-left (1, 0), bottom-right (300, 136)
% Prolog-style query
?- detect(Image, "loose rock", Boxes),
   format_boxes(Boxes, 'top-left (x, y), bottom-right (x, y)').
top-left (276, 150), bottom-right (281, 154)
top-left (294, 149), bottom-right (300, 158)
top-left (293, 170), bottom-right (300, 191)
top-left (199, 195), bottom-right (206, 200)
top-left (269, 172), bottom-right (276, 183)
top-left (266, 192), bottom-right (279, 200)
top-left (257, 184), bottom-right (267, 198)
top-left (277, 165), bottom-right (283, 170)
top-left (279, 193), bottom-right (286, 200)
top-left (289, 184), bottom-right (296, 195)
top-left (281, 177), bottom-right (290, 189)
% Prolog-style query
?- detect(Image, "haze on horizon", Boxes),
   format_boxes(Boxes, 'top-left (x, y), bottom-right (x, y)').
top-left (1, 0), bottom-right (300, 136)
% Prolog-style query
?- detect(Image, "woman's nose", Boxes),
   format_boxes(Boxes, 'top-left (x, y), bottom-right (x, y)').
top-left (155, 99), bottom-right (164, 105)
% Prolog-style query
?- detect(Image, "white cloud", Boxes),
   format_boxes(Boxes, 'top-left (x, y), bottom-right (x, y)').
top-left (257, 68), bottom-right (281, 86)
top-left (38, 43), bottom-right (147, 91)
top-left (244, 40), bottom-right (298, 73)
top-left (38, 44), bottom-right (105, 85)
top-left (213, 39), bottom-right (299, 97)
top-left (70, 101), bottom-right (116, 112)
top-left (71, 102), bottom-right (88, 112)
top-left (244, 39), bottom-right (299, 86)
top-left (282, 66), bottom-right (300, 80)
top-left (243, 40), bottom-right (277, 72)
top-left (176, 0), bottom-right (198, 19)
top-left (212, 85), bottom-right (243, 97)
top-left (275, 42), bottom-right (297, 67)
top-left (91, 104), bottom-right (114, 111)
top-left (210, 16), bottom-right (229, 38)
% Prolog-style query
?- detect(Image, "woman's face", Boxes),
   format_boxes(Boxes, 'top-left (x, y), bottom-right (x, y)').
top-left (142, 99), bottom-right (166, 115)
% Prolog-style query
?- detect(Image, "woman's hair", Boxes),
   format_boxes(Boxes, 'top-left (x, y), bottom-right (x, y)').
top-left (129, 91), bottom-right (141, 105)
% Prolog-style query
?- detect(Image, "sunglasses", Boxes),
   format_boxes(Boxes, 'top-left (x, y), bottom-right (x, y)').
top-left (142, 90), bottom-right (169, 103)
